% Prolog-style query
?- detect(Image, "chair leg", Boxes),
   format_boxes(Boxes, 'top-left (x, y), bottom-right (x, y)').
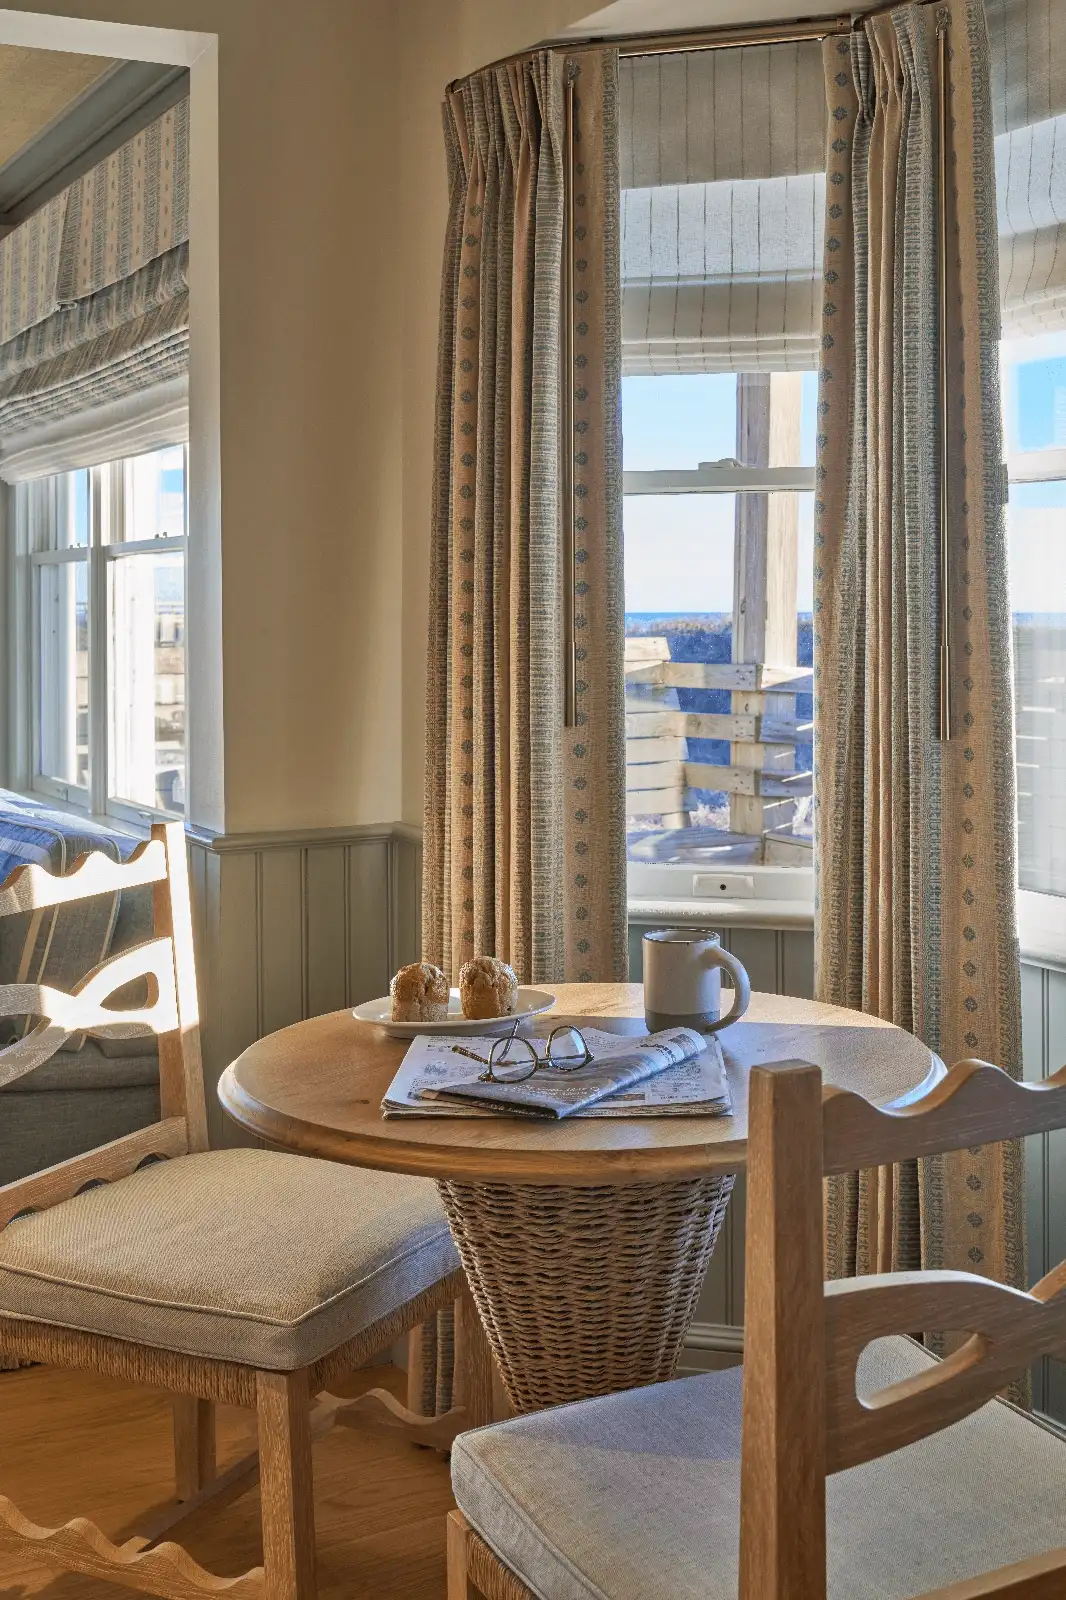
top-left (448, 1511), bottom-right (475, 1600)
top-left (172, 1396), bottom-right (216, 1500)
top-left (407, 1320), bottom-right (429, 1415)
top-left (454, 1283), bottom-right (495, 1428)
top-left (257, 1369), bottom-right (316, 1600)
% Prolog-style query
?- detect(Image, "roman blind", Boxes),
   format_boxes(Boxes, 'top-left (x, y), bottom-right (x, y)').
top-left (619, 41), bottom-right (828, 374)
top-left (0, 99), bottom-right (188, 464)
top-left (987, 0), bottom-right (1066, 335)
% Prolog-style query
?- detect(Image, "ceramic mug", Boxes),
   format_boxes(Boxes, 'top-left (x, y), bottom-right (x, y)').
top-left (642, 929), bottom-right (751, 1034)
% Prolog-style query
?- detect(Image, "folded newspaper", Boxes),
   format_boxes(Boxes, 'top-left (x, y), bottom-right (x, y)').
top-left (380, 1026), bottom-right (731, 1120)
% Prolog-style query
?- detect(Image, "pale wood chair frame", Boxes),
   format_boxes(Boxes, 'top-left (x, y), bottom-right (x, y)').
top-left (449, 1053), bottom-right (1066, 1600)
top-left (0, 821), bottom-right (493, 1600)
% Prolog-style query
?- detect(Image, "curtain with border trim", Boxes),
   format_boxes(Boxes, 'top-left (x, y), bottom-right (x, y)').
top-left (815, 2), bottom-right (1024, 1317)
top-left (422, 48), bottom-right (627, 988)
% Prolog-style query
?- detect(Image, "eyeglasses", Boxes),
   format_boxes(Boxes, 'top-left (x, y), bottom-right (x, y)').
top-left (451, 1021), bottom-right (594, 1084)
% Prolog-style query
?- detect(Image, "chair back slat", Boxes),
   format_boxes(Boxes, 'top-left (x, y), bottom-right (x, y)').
top-left (820, 1058), bottom-right (1066, 1474)
top-left (740, 1056), bottom-right (1066, 1600)
top-left (154, 821), bottom-right (209, 1150)
top-left (0, 820), bottom-right (204, 1223)
top-left (0, 1119), bottom-right (189, 1229)
top-left (0, 938), bottom-right (179, 1089)
top-left (918, 1549), bottom-right (1066, 1598)
top-left (824, 1269), bottom-right (1066, 1473)
top-left (822, 1058), bottom-right (1066, 1175)
top-left (0, 836), bottom-right (168, 919)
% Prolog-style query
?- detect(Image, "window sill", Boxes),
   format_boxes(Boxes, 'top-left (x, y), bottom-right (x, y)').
top-left (1, 784), bottom-right (163, 844)
top-left (1018, 891), bottom-right (1066, 974)
top-left (628, 861), bottom-right (815, 930)
top-left (629, 882), bottom-right (1066, 964)
top-left (629, 896), bottom-right (815, 930)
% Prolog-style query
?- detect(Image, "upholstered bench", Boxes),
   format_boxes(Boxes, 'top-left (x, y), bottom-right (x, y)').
top-left (0, 789), bottom-right (159, 1186)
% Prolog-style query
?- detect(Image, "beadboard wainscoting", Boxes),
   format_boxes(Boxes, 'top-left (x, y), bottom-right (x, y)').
top-left (1021, 958), bottom-right (1066, 1419)
top-left (187, 822), bottom-right (422, 1144)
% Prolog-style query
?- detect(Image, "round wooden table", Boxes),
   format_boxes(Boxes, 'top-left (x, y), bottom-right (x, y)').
top-left (219, 983), bottom-right (941, 1412)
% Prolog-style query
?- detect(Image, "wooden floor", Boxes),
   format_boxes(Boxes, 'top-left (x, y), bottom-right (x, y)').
top-left (0, 1362), bottom-right (455, 1600)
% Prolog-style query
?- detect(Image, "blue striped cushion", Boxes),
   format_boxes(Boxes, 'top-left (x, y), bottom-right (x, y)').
top-left (0, 790), bottom-right (136, 1052)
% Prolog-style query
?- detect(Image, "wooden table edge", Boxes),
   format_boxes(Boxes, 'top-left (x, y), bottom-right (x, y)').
top-left (217, 1063), bottom-right (755, 1186)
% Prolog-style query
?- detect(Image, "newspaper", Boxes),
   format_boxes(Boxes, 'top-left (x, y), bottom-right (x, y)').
top-left (381, 1026), bottom-right (731, 1120)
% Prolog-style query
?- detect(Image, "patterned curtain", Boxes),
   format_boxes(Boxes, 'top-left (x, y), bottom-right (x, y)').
top-left (816, 2), bottom-right (1024, 1296)
top-left (422, 49), bottom-right (627, 987)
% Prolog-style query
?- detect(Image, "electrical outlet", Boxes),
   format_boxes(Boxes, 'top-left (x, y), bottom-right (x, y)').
top-left (692, 873), bottom-right (755, 899)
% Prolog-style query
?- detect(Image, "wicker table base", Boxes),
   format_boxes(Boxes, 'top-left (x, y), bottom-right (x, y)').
top-left (436, 1173), bottom-right (735, 1412)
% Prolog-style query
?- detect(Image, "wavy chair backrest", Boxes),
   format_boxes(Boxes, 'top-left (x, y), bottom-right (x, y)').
top-left (738, 1056), bottom-right (1066, 1600)
top-left (0, 820), bottom-right (207, 1229)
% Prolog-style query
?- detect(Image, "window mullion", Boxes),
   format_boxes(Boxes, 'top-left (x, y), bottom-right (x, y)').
top-left (87, 466), bottom-right (108, 815)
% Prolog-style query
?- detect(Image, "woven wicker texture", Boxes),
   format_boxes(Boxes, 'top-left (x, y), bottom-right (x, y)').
top-left (437, 1174), bottom-right (734, 1412)
top-left (468, 1524), bottom-right (536, 1600)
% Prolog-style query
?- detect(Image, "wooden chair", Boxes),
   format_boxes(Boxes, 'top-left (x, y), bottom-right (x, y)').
top-left (0, 822), bottom-right (492, 1600)
top-left (448, 1053), bottom-right (1066, 1599)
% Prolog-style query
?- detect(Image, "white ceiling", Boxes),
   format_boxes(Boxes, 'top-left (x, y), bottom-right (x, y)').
top-left (555, 0), bottom-right (871, 38)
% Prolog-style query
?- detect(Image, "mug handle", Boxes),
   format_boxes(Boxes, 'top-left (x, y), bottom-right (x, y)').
top-left (703, 946), bottom-right (751, 1032)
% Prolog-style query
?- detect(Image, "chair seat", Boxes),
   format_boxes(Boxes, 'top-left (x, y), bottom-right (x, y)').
top-left (452, 1336), bottom-right (1066, 1600)
top-left (0, 1148), bottom-right (459, 1370)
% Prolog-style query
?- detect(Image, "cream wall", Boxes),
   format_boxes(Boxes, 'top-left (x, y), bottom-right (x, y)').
top-left (0, 0), bottom-right (591, 836)
top-left (0, 0), bottom-right (407, 836)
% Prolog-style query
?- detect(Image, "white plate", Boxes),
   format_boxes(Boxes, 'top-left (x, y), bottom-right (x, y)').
top-left (352, 986), bottom-right (556, 1039)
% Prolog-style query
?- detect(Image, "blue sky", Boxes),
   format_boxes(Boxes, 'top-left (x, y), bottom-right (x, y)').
top-left (622, 372), bottom-right (817, 614)
top-left (623, 356), bottom-right (1066, 617)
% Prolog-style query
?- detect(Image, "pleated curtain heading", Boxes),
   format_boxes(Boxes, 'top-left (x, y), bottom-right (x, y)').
top-left (422, 50), bottom-right (628, 987)
top-left (814, 0), bottom-right (1024, 1312)
top-left (0, 98), bottom-right (188, 456)
top-left (619, 41), bottom-right (829, 373)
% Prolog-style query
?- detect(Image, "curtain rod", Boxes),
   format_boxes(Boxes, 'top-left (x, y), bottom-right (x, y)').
top-left (603, 17), bottom-right (851, 57)
top-left (447, 3), bottom-right (942, 98)
top-left (570, 0), bottom-right (944, 58)
top-left (447, 12), bottom-right (851, 91)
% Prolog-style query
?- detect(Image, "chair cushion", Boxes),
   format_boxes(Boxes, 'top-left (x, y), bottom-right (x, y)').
top-left (0, 1148), bottom-right (459, 1370)
top-left (4, 1039), bottom-right (159, 1094)
top-left (452, 1336), bottom-right (1066, 1600)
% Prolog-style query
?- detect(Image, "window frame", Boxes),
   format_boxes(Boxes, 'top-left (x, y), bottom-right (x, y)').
top-left (12, 446), bottom-right (188, 826)
top-left (622, 383), bottom-right (817, 897)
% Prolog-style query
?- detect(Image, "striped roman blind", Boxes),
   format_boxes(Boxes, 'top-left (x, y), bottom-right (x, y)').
top-left (987, 0), bottom-right (1066, 132)
top-left (986, 0), bottom-right (1066, 335)
top-left (619, 41), bottom-right (828, 374)
top-left (618, 43), bottom-right (827, 186)
top-left (0, 99), bottom-right (188, 446)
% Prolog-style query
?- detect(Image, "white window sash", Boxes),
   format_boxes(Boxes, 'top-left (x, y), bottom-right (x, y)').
top-left (623, 464), bottom-right (816, 494)
top-left (11, 442), bottom-right (188, 821)
top-left (1007, 447), bottom-right (1066, 484)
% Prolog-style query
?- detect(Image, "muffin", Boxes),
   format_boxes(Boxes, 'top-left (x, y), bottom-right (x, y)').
top-left (459, 956), bottom-right (519, 1021)
top-left (390, 962), bottom-right (450, 1023)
